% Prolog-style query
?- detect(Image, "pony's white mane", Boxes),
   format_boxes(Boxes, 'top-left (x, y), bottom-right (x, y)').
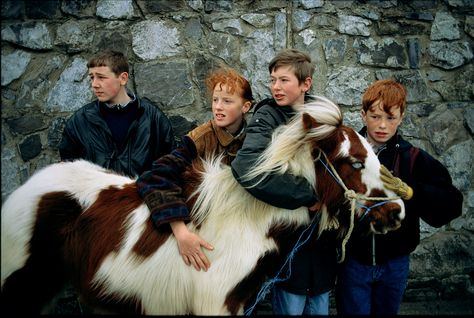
top-left (242, 95), bottom-right (343, 188)
top-left (189, 157), bottom-right (310, 229)
top-left (189, 96), bottom-right (343, 227)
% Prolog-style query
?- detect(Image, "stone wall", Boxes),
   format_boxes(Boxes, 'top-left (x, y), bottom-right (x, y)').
top-left (1, 0), bottom-right (473, 308)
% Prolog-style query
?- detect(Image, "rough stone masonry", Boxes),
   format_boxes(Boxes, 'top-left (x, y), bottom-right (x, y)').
top-left (1, 0), bottom-right (473, 312)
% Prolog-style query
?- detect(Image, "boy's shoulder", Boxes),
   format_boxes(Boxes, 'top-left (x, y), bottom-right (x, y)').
top-left (396, 137), bottom-right (441, 171)
top-left (138, 96), bottom-right (160, 110)
top-left (187, 120), bottom-right (214, 142)
top-left (70, 100), bottom-right (98, 120)
top-left (254, 97), bottom-right (277, 113)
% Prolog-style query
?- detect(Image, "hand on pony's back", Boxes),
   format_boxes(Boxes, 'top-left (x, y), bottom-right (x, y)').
top-left (171, 220), bottom-right (214, 271)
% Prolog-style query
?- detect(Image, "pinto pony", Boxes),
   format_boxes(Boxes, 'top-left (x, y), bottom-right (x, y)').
top-left (1, 97), bottom-right (404, 315)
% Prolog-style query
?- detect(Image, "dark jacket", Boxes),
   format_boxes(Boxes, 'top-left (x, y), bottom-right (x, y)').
top-left (276, 226), bottom-right (339, 295)
top-left (231, 97), bottom-right (336, 295)
top-left (59, 97), bottom-right (175, 177)
top-left (347, 127), bottom-right (463, 265)
top-left (137, 119), bottom-right (247, 228)
top-left (231, 98), bottom-right (318, 209)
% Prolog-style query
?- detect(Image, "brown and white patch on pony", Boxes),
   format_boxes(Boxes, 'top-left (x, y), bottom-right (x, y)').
top-left (1, 96), bottom-right (406, 315)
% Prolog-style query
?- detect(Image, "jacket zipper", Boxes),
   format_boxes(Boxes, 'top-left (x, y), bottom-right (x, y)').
top-left (372, 233), bottom-right (376, 266)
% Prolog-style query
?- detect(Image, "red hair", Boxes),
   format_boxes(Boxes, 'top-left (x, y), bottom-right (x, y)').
top-left (206, 66), bottom-right (253, 105)
top-left (362, 79), bottom-right (407, 115)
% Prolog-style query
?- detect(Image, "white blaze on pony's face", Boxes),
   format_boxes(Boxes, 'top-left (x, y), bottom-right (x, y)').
top-left (336, 131), bottom-right (405, 234)
top-left (356, 133), bottom-right (405, 233)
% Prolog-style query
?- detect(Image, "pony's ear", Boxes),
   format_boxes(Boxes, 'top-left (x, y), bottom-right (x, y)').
top-left (302, 112), bottom-right (321, 131)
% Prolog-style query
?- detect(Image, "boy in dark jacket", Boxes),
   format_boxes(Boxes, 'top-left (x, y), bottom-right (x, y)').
top-left (55, 49), bottom-right (175, 314)
top-left (231, 48), bottom-right (337, 315)
top-left (336, 79), bottom-right (463, 315)
top-left (59, 49), bottom-right (175, 177)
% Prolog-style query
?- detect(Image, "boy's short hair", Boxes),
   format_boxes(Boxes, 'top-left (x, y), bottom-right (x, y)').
top-left (87, 50), bottom-right (129, 76)
top-left (268, 49), bottom-right (314, 83)
top-left (362, 79), bottom-right (407, 115)
top-left (206, 66), bottom-right (254, 104)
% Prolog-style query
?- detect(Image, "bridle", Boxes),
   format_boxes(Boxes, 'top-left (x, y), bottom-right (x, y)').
top-left (245, 146), bottom-right (402, 316)
top-left (315, 150), bottom-right (400, 263)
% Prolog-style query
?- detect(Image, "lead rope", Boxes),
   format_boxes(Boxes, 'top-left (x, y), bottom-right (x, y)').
top-left (317, 151), bottom-right (400, 263)
top-left (245, 151), bottom-right (400, 315)
top-left (244, 213), bottom-right (320, 316)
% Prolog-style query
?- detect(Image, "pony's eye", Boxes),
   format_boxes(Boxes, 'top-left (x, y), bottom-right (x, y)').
top-left (352, 162), bottom-right (364, 169)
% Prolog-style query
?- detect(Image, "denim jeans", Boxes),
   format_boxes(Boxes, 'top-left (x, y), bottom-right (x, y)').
top-left (336, 255), bottom-right (410, 315)
top-left (271, 286), bottom-right (329, 315)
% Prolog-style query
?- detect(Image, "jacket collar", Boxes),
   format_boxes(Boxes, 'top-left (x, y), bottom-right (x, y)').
top-left (359, 126), bottom-right (411, 152)
top-left (85, 94), bottom-right (143, 125)
top-left (211, 119), bottom-right (246, 147)
top-left (254, 94), bottom-right (317, 113)
top-left (104, 92), bottom-right (137, 110)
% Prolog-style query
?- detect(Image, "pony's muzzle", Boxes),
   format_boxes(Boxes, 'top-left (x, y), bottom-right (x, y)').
top-left (367, 200), bottom-right (404, 234)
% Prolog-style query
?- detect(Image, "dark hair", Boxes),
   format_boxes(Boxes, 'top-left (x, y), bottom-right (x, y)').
top-left (206, 66), bottom-right (254, 107)
top-left (268, 49), bottom-right (314, 83)
top-left (362, 79), bottom-right (407, 115)
top-left (87, 50), bottom-right (129, 76)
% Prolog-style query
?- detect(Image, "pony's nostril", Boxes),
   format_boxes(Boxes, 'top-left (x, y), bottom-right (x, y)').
top-left (390, 209), bottom-right (400, 221)
top-left (371, 220), bottom-right (386, 234)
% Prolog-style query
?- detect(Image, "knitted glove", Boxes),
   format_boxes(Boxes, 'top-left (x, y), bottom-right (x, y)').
top-left (380, 165), bottom-right (413, 200)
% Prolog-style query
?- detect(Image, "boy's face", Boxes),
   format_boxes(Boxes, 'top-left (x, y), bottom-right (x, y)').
top-left (361, 100), bottom-right (403, 147)
top-left (270, 65), bottom-right (311, 107)
top-left (212, 83), bottom-right (251, 135)
top-left (88, 66), bottom-right (128, 104)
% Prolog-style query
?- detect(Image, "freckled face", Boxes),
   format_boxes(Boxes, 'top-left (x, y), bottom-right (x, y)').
top-left (212, 83), bottom-right (251, 135)
top-left (361, 101), bottom-right (403, 147)
top-left (88, 66), bottom-right (127, 104)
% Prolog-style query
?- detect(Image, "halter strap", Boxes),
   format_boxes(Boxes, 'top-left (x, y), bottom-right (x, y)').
top-left (245, 149), bottom-right (401, 315)
top-left (317, 150), bottom-right (400, 263)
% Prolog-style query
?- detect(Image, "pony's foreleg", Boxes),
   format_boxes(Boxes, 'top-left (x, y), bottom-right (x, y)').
top-left (1, 253), bottom-right (68, 315)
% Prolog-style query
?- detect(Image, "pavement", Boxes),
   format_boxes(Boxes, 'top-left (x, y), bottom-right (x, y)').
top-left (398, 299), bottom-right (474, 315)
top-left (252, 294), bottom-right (474, 315)
top-left (50, 289), bottom-right (474, 315)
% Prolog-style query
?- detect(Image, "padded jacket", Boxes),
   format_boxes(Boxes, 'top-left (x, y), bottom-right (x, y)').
top-left (59, 97), bottom-right (175, 178)
top-left (231, 97), bottom-right (337, 296)
top-left (231, 98), bottom-right (318, 209)
top-left (346, 128), bottom-right (464, 265)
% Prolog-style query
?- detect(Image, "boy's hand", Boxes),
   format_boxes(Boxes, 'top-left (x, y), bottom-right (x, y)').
top-left (380, 165), bottom-right (413, 200)
top-left (171, 221), bottom-right (214, 271)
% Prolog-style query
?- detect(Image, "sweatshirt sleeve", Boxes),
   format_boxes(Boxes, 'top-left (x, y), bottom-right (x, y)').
top-left (409, 149), bottom-right (463, 227)
top-left (136, 136), bottom-right (197, 227)
top-left (153, 106), bottom-right (177, 159)
top-left (231, 106), bottom-right (318, 210)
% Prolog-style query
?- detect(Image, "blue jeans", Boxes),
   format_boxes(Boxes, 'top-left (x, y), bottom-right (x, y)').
top-left (272, 286), bottom-right (329, 315)
top-left (336, 255), bottom-right (410, 315)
